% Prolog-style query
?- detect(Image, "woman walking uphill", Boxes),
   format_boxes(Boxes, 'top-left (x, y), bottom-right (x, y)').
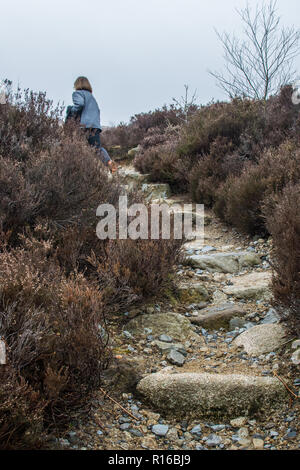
top-left (67, 76), bottom-right (115, 171)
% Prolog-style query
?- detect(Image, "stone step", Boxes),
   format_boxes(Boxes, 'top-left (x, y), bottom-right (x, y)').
top-left (177, 281), bottom-right (210, 303)
top-left (222, 271), bottom-right (272, 300)
top-left (125, 312), bottom-right (197, 341)
top-left (190, 303), bottom-right (246, 330)
top-left (141, 183), bottom-right (172, 201)
top-left (118, 166), bottom-right (149, 187)
top-left (233, 323), bottom-right (287, 356)
top-left (184, 251), bottom-right (261, 274)
top-left (137, 372), bottom-right (287, 419)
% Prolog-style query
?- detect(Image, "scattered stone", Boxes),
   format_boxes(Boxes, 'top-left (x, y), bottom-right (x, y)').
top-left (159, 334), bottom-right (173, 343)
top-left (191, 425), bottom-right (202, 436)
top-left (211, 425), bottom-right (225, 432)
top-left (233, 324), bottom-right (287, 356)
top-left (129, 429), bottom-right (143, 437)
top-left (238, 427), bottom-right (249, 439)
top-left (260, 308), bottom-right (280, 325)
top-left (230, 417), bottom-right (248, 427)
top-left (291, 348), bottom-right (300, 365)
top-left (286, 430), bottom-right (297, 439)
top-left (152, 424), bottom-right (169, 437)
top-left (253, 438), bottom-right (264, 450)
top-left (223, 272), bottom-right (272, 300)
top-left (120, 423), bottom-right (130, 431)
top-left (167, 350), bottom-right (186, 367)
top-left (292, 340), bottom-right (300, 350)
top-left (166, 428), bottom-right (179, 441)
top-left (141, 436), bottom-right (157, 449)
top-left (206, 434), bottom-right (222, 447)
top-left (238, 438), bottom-right (251, 448)
top-left (123, 330), bottom-right (134, 339)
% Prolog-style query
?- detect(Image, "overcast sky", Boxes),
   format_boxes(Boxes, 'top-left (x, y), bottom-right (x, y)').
top-left (1, 0), bottom-right (300, 125)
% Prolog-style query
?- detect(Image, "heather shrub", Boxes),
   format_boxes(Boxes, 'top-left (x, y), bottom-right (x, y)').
top-left (94, 236), bottom-right (182, 310)
top-left (215, 139), bottom-right (300, 234)
top-left (264, 184), bottom-right (300, 336)
top-left (0, 85), bottom-right (184, 449)
top-left (0, 239), bottom-right (109, 448)
top-left (177, 98), bottom-right (262, 158)
top-left (189, 137), bottom-right (244, 206)
top-left (0, 211), bottom-right (182, 449)
top-left (134, 140), bottom-right (193, 192)
top-left (215, 167), bottom-right (269, 235)
top-left (0, 128), bottom-right (122, 243)
top-left (177, 87), bottom-right (299, 161)
top-left (102, 105), bottom-right (187, 157)
top-left (0, 83), bottom-right (63, 162)
top-left (0, 366), bottom-right (46, 449)
top-left (262, 85), bottom-right (300, 148)
top-left (144, 87), bottom-right (300, 216)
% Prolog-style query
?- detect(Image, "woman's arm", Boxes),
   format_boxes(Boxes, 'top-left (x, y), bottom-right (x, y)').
top-left (72, 91), bottom-right (85, 113)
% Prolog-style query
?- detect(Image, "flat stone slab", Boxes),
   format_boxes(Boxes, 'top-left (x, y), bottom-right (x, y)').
top-left (223, 271), bottom-right (272, 300)
top-left (177, 281), bottom-right (210, 303)
top-left (137, 372), bottom-right (287, 419)
top-left (141, 183), bottom-right (172, 201)
top-left (127, 146), bottom-right (140, 158)
top-left (185, 252), bottom-right (261, 273)
top-left (233, 324), bottom-right (287, 356)
top-left (126, 312), bottom-right (196, 341)
top-left (152, 340), bottom-right (186, 355)
top-left (118, 166), bottom-right (149, 185)
top-left (183, 239), bottom-right (211, 252)
top-left (190, 303), bottom-right (246, 330)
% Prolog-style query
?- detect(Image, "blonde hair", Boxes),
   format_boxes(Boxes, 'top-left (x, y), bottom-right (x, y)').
top-left (74, 76), bottom-right (92, 93)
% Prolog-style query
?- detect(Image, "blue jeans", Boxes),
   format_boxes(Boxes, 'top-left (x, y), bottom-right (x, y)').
top-left (86, 128), bottom-right (111, 164)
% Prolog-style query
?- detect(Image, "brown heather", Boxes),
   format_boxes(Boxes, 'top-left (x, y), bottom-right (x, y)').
top-left (0, 86), bottom-right (182, 448)
top-left (264, 185), bottom-right (300, 337)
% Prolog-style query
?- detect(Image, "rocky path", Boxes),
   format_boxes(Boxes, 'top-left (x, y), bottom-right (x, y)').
top-left (54, 166), bottom-right (299, 451)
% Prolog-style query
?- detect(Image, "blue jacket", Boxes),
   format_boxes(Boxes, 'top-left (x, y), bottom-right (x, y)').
top-left (71, 89), bottom-right (101, 129)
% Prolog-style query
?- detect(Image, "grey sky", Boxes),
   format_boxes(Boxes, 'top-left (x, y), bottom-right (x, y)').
top-left (1, 0), bottom-right (300, 125)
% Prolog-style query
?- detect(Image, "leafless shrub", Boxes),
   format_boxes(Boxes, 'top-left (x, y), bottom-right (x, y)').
top-left (210, 1), bottom-right (300, 100)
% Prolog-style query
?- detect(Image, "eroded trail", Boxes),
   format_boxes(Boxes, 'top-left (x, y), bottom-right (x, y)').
top-left (54, 166), bottom-right (299, 451)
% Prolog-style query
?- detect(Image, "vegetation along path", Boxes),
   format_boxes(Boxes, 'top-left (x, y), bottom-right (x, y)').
top-left (53, 165), bottom-right (299, 451)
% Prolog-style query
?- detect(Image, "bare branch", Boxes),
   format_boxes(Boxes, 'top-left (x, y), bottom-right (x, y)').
top-left (209, 0), bottom-right (300, 100)
top-left (172, 84), bottom-right (198, 123)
